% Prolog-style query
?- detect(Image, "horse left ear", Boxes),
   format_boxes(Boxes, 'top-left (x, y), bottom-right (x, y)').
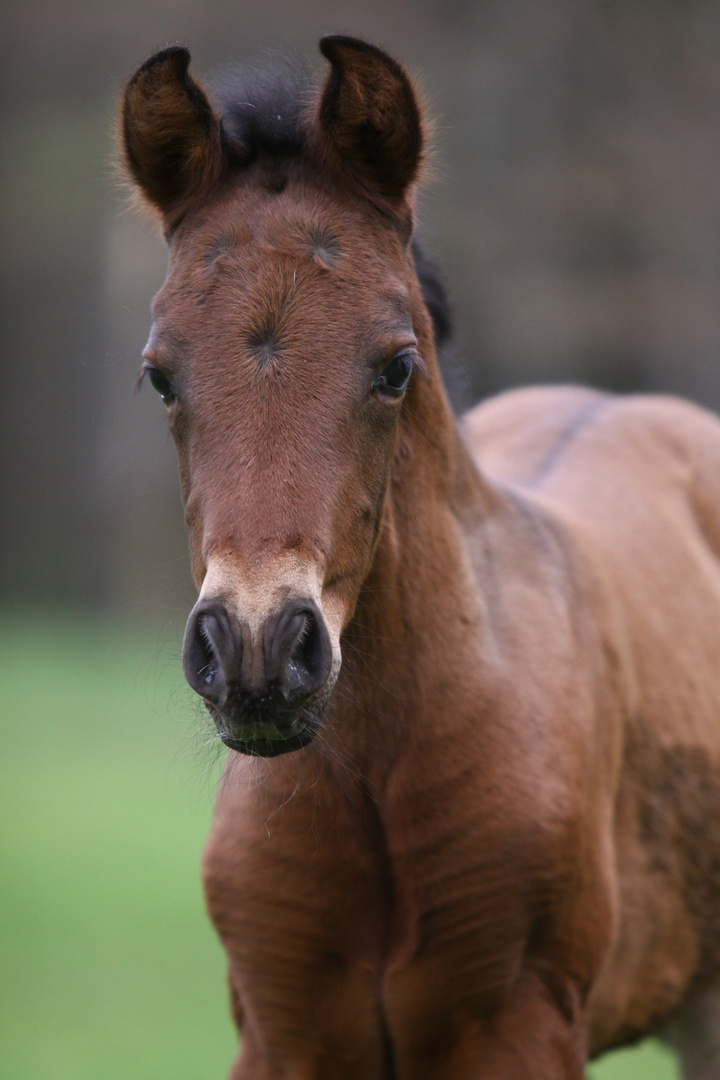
top-left (121, 46), bottom-right (225, 226)
top-left (317, 36), bottom-right (424, 208)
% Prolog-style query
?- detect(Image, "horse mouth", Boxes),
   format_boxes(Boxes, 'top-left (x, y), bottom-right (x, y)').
top-left (205, 702), bottom-right (321, 757)
top-left (221, 728), bottom-right (317, 757)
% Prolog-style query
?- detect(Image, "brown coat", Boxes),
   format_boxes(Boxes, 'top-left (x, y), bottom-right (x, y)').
top-left (121, 35), bottom-right (720, 1079)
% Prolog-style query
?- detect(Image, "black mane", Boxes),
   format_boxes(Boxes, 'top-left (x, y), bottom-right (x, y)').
top-left (211, 63), bottom-right (454, 354)
top-left (410, 240), bottom-right (453, 351)
top-left (213, 64), bottom-right (310, 160)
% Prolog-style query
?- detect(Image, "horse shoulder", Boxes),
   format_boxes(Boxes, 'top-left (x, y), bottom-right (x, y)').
top-left (378, 660), bottom-right (620, 1076)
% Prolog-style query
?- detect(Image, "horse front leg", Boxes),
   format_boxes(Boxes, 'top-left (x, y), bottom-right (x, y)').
top-left (386, 965), bottom-right (588, 1080)
top-left (221, 959), bottom-right (392, 1080)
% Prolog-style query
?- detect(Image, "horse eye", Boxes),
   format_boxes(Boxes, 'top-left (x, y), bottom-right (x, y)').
top-left (371, 354), bottom-right (413, 397)
top-left (148, 368), bottom-right (177, 404)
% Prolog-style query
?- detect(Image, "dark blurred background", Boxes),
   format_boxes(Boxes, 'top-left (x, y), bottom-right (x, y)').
top-left (3, 0), bottom-right (720, 617)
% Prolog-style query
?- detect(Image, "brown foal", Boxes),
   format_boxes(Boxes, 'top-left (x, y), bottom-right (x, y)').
top-left (122, 36), bottom-right (720, 1079)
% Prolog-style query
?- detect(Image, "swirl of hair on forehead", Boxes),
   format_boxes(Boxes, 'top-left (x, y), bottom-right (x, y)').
top-left (210, 59), bottom-right (453, 357)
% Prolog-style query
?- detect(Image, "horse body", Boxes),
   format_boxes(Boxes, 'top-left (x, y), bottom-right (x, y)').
top-left (468, 387), bottom-right (720, 1050)
top-left (121, 36), bottom-right (720, 1078)
top-left (203, 385), bottom-right (720, 1077)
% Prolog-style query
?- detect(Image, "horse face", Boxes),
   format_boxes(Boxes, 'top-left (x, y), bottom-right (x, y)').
top-left (145, 193), bottom-right (421, 754)
top-left (123, 38), bottom-right (426, 755)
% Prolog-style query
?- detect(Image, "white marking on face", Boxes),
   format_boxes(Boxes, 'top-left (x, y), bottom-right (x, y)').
top-left (199, 550), bottom-right (343, 665)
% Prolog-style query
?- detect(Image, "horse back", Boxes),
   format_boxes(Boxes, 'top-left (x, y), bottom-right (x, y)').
top-left (463, 386), bottom-right (720, 670)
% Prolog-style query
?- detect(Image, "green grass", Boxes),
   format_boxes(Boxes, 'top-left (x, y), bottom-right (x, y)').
top-left (0, 611), bottom-right (236, 1080)
top-left (589, 1039), bottom-right (677, 1080)
top-left (0, 611), bottom-right (679, 1079)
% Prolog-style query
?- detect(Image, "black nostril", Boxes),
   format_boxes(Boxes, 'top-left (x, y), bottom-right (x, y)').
top-left (282, 604), bottom-right (332, 699)
top-left (196, 617), bottom-right (220, 685)
top-left (182, 601), bottom-right (237, 702)
top-left (183, 598), bottom-right (331, 716)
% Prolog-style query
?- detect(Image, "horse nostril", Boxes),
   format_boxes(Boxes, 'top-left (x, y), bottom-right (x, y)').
top-left (183, 601), bottom-right (236, 701)
top-left (284, 605), bottom-right (332, 699)
top-left (183, 597), bottom-right (332, 711)
top-left (197, 617), bottom-right (220, 686)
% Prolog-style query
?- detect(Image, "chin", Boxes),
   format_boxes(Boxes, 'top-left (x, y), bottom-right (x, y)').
top-left (219, 727), bottom-right (317, 757)
top-left (206, 703), bottom-right (322, 757)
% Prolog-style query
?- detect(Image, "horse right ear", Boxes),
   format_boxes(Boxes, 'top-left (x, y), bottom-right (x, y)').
top-left (317, 36), bottom-right (424, 211)
top-left (121, 46), bottom-right (225, 226)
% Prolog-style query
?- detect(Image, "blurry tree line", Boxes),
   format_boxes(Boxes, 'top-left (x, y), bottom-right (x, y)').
top-left (2, 0), bottom-right (720, 614)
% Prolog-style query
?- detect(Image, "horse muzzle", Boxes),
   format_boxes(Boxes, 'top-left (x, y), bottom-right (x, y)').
top-left (182, 596), bottom-right (335, 756)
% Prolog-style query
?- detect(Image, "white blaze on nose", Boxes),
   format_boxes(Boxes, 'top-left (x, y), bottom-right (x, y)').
top-left (199, 551), bottom-right (342, 656)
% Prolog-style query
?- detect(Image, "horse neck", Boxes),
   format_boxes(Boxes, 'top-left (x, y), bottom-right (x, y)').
top-left (333, 362), bottom-right (501, 775)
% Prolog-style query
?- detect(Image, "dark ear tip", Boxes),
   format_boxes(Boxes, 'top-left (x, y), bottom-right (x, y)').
top-left (319, 35), bottom-right (381, 63)
top-left (318, 36), bottom-right (409, 83)
top-left (129, 44), bottom-right (191, 87)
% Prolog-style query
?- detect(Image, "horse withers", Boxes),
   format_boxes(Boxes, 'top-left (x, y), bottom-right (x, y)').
top-left (121, 36), bottom-right (720, 1079)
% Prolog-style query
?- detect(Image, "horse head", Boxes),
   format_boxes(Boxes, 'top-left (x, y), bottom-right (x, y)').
top-left (121, 38), bottom-right (449, 756)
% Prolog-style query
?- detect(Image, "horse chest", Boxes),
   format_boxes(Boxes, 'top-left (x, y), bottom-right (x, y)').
top-left (205, 759), bottom-right (569, 1018)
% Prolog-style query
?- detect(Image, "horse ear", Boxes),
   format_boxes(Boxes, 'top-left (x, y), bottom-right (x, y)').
top-left (121, 46), bottom-right (225, 225)
top-left (317, 36), bottom-right (424, 207)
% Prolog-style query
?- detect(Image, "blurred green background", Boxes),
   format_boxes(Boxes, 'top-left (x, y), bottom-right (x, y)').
top-left (4, 0), bottom-right (720, 1075)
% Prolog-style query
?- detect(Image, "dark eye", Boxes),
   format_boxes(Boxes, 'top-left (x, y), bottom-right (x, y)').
top-left (371, 353), bottom-right (413, 397)
top-left (148, 368), bottom-right (177, 405)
